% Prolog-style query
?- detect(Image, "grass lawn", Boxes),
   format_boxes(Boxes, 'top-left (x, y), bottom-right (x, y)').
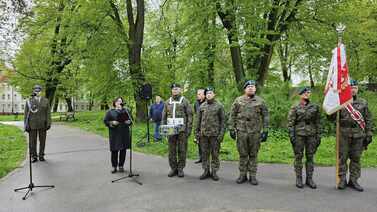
top-left (0, 124), bottom-right (27, 178)
top-left (0, 114), bottom-right (24, 121)
top-left (62, 111), bottom-right (377, 167)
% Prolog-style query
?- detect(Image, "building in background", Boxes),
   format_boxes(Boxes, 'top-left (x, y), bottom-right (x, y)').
top-left (0, 74), bottom-right (25, 114)
top-left (0, 73), bottom-right (93, 114)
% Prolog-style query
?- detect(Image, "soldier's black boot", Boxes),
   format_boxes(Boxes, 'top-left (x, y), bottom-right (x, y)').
top-left (31, 157), bottom-right (38, 163)
top-left (337, 176), bottom-right (347, 190)
top-left (177, 169), bottom-right (185, 178)
top-left (296, 175), bottom-right (303, 188)
top-left (348, 179), bottom-right (364, 192)
top-left (249, 176), bottom-right (258, 186)
top-left (39, 156), bottom-right (45, 161)
top-left (305, 176), bottom-right (317, 189)
top-left (200, 169), bottom-right (211, 180)
top-left (211, 170), bottom-right (219, 181)
top-left (236, 174), bottom-right (248, 184)
top-left (111, 167), bottom-right (117, 174)
top-left (168, 169), bottom-right (178, 177)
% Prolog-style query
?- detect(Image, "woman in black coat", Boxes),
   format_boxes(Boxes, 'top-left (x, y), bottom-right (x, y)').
top-left (104, 97), bottom-right (132, 173)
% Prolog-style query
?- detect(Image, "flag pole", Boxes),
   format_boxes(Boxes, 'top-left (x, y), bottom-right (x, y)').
top-left (335, 23), bottom-right (346, 188)
top-left (336, 111), bottom-right (340, 187)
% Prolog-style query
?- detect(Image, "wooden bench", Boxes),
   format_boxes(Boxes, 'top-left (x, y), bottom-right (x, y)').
top-left (59, 112), bottom-right (76, 121)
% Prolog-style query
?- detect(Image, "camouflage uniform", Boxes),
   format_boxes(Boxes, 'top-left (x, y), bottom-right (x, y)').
top-left (338, 97), bottom-right (373, 185)
top-left (288, 101), bottom-right (321, 187)
top-left (195, 99), bottom-right (225, 172)
top-left (229, 95), bottom-right (269, 179)
top-left (162, 95), bottom-right (193, 172)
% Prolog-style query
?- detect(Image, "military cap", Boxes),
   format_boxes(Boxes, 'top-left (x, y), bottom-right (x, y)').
top-left (243, 80), bottom-right (256, 89)
top-left (350, 79), bottom-right (358, 86)
top-left (33, 84), bottom-right (42, 91)
top-left (298, 87), bottom-right (311, 95)
top-left (204, 86), bottom-right (215, 95)
top-left (171, 83), bottom-right (181, 89)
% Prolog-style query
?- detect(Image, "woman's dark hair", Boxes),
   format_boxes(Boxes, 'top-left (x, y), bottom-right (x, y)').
top-left (112, 96), bottom-right (124, 107)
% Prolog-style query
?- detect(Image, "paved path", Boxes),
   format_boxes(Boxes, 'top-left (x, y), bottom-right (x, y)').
top-left (0, 122), bottom-right (376, 212)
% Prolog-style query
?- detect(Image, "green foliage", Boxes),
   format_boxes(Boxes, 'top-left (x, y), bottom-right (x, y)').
top-left (0, 124), bottom-right (27, 178)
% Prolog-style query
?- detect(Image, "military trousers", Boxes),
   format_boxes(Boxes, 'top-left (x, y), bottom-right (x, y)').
top-left (29, 129), bottom-right (47, 159)
top-left (339, 132), bottom-right (364, 181)
top-left (293, 135), bottom-right (318, 177)
top-left (236, 132), bottom-right (260, 177)
top-left (168, 132), bottom-right (188, 171)
top-left (200, 136), bottom-right (220, 171)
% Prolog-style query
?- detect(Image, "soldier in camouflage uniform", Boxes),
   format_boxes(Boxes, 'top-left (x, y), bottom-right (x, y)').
top-left (288, 87), bottom-right (321, 189)
top-left (229, 80), bottom-right (269, 185)
top-left (335, 80), bottom-right (373, 192)
top-left (195, 87), bottom-right (225, 181)
top-left (162, 83), bottom-right (193, 178)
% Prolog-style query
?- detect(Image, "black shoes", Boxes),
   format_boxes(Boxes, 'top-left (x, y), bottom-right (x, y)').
top-left (39, 156), bottom-right (45, 162)
top-left (200, 169), bottom-right (211, 180)
top-left (236, 175), bottom-right (248, 184)
top-left (177, 169), bottom-right (184, 178)
top-left (296, 176), bottom-right (304, 188)
top-left (111, 168), bottom-right (117, 174)
top-left (194, 159), bottom-right (202, 164)
top-left (118, 167), bottom-right (125, 173)
top-left (306, 177), bottom-right (317, 189)
top-left (31, 158), bottom-right (38, 163)
top-left (249, 176), bottom-right (258, 186)
top-left (211, 171), bottom-right (219, 181)
top-left (337, 177), bottom-right (347, 190)
top-left (168, 169), bottom-right (178, 177)
top-left (168, 169), bottom-right (184, 177)
top-left (348, 180), bottom-right (364, 192)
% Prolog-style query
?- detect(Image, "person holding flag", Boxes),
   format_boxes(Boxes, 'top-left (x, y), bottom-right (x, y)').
top-left (329, 80), bottom-right (373, 191)
top-left (323, 26), bottom-right (373, 192)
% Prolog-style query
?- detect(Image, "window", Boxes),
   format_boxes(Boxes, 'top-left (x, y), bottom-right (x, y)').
top-left (81, 105), bottom-right (84, 110)
top-left (7, 94), bottom-right (10, 100)
top-left (1, 94), bottom-right (4, 100)
top-left (7, 104), bottom-right (11, 108)
top-left (21, 105), bottom-right (24, 110)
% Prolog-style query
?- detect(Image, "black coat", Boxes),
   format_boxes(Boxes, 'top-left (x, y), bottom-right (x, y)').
top-left (104, 108), bottom-right (132, 151)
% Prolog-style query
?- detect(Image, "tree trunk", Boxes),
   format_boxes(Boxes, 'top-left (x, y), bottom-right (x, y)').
top-left (88, 92), bottom-right (94, 111)
top-left (65, 97), bottom-right (74, 112)
top-left (216, 1), bottom-right (245, 91)
top-left (109, 0), bottom-right (146, 121)
top-left (53, 97), bottom-right (59, 112)
top-left (278, 40), bottom-right (291, 82)
top-left (308, 56), bottom-right (315, 88)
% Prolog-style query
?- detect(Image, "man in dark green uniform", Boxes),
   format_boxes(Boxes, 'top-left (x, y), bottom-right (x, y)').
top-left (24, 85), bottom-right (51, 163)
top-left (162, 83), bottom-right (193, 178)
top-left (193, 89), bottom-right (206, 164)
top-left (336, 80), bottom-right (373, 191)
top-left (195, 87), bottom-right (225, 181)
top-left (229, 80), bottom-right (269, 185)
top-left (288, 87), bottom-right (321, 189)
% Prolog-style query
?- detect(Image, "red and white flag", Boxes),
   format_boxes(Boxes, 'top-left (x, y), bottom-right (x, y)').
top-left (323, 44), bottom-right (353, 115)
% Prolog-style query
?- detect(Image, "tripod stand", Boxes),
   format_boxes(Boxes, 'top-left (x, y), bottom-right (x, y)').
top-left (14, 140), bottom-right (55, 200)
top-left (112, 124), bottom-right (142, 185)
